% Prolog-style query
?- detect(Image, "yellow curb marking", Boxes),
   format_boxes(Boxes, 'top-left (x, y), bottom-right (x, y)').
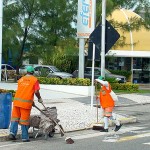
top-left (0, 134), bottom-right (8, 137)
top-left (117, 132), bottom-right (150, 142)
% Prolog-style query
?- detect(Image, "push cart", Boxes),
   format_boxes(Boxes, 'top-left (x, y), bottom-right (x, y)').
top-left (29, 106), bottom-right (59, 139)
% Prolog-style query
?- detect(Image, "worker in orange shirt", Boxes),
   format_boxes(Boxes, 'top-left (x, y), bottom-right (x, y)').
top-left (9, 66), bottom-right (43, 142)
top-left (95, 76), bottom-right (122, 132)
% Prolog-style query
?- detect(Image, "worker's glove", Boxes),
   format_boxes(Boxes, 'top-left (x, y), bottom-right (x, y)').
top-left (38, 98), bottom-right (43, 103)
top-left (96, 96), bottom-right (99, 100)
top-left (32, 102), bottom-right (35, 107)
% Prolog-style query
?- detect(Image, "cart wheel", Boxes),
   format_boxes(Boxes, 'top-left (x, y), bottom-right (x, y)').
top-left (48, 132), bottom-right (54, 137)
top-left (49, 129), bottom-right (55, 137)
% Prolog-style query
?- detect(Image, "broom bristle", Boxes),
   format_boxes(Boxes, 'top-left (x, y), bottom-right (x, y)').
top-left (65, 137), bottom-right (74, 144)
top-left (92, 125), bottom-right (104, 130)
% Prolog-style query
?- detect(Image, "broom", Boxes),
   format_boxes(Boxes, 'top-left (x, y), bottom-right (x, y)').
top-left (92, 82), bottom-right (104, 130)
top-left (33, 103), bottom-right (74, 144)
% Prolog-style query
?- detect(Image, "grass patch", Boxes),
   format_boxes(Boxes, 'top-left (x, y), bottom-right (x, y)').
top-left (114, 89), bottom-right (150, 94)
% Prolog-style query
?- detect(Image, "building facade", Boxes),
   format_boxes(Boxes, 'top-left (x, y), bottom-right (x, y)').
top-left (106, 9), bottom-right (150, 83)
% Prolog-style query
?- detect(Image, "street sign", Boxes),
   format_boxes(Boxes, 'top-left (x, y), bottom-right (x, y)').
top-left (88, 20), bottom-right (120, 60)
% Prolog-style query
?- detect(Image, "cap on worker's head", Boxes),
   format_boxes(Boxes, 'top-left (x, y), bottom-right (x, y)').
top-left (26, 66), bottom-right (34, 73)
top-left (98, 76), bottom-right (105, 80)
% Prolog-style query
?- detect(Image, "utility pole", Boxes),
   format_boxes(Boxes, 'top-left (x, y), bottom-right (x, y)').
top-left (0, 0), bottom-right (3, 81)
top-left (101, 0), bottom-right (106, 77)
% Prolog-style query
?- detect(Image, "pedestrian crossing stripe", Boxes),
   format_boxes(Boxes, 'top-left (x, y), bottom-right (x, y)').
top-left (117, 132), bottom-right (150, 142)
top-left (72, 126), bottom-right (145, 140)
top-left (143, 142), bottom-right (150, 145)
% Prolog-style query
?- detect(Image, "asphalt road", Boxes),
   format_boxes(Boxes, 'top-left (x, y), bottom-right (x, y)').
top-left (0, 104), bottom-right (150, 150)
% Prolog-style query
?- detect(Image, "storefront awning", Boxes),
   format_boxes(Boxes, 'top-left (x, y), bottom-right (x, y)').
top-left (106, 50), bottom-right (150, 58)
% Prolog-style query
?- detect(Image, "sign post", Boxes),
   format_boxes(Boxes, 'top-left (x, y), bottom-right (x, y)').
top-left (77, 0), bottom-right (96, 109)
top-left (101, 0), bottom-right (106, 77)
top-left (77, 0), bottom-right (96, 78)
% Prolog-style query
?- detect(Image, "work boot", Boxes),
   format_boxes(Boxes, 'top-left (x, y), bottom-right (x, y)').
top-left (22, 139), bottom-right (30, 142)
top-left (8, 134), bottom-right (16, 140)
top-left (114, 124), bottom-right (122, 132)
top-left (100, 128), bottom-right (108, 132)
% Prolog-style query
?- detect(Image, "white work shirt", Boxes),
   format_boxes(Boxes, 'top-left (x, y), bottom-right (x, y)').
top-left (95, 79), bottom-right (109, 90)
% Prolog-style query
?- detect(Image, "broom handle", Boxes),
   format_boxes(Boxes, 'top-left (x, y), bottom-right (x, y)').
top-left (95, 82), bottom-right (98, 123)
top-left (41, 102), bottom-right (47, 110)
top-left (33, 104), bottom-right (65, 135)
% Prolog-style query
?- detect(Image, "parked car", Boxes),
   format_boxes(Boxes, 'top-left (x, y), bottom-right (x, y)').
top-left (20, 64), bottom-right (73, 79)
top-left (34, 65), bottom-right (73, 79)
top-left (72, 67), bottom-right (126, 83)
top-left (1, 64), bottom-right (16, 80)
top-left (19, 64), bottom-right (38, 75)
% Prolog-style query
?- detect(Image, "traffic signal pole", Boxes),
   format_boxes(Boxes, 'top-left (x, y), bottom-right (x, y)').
top-left (101, 0), bottom-right (106, 77)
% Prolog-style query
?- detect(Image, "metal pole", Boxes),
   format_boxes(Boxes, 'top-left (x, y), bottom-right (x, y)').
top-left (0, 0), bottom-right (3, 81)
top-left (91, 43), bottom-right (95, 109)
top-left (101, 0), bottom-right (106, 77)
top-left (78, 38), bottom-right (84, 78)
top-left (90, 0), bottom-right (96, 109)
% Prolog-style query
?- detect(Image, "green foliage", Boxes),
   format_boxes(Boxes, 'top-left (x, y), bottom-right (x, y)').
top-left (3, 0), bottom-right (78, 72)
top-left (40, 38), bottom-right (79, 73)
top-left (37, 77), bottom-right (91, 86)
top-left (3, 0), bottom-right (150, 75)
top-left (37, 77), bottom-right (138, 92)
top-left (105, 77), bottom-right (118, 83)
top-left (109, 70), bottom-right (131, 79)
top-left (111, 83), bottom-right (139, 91)
top-left (0, 89), bottom-right (16, 97)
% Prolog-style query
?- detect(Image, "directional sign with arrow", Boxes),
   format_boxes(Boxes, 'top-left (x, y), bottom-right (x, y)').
top-left (88, 20), bottom-right (120, 60)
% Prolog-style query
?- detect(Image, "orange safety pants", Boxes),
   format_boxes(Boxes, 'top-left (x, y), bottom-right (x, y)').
top-left (103, 107), bottom-right (114, 117)
top-left (11, 106), bottom-right (31, 125)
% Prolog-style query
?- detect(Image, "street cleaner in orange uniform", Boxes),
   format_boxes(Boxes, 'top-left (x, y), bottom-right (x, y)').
top-left (9, 66), bottom-right (43, 142)
top-left (95, 76), bottom-right (122, 132)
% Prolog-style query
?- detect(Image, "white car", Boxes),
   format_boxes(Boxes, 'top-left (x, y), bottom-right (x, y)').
top-left (34, 65), bottom-right (73, 79)
top-left (19, 64), bottom-right (73, 79)
top-left (19, 64), bottom-right (38, 75)
top-left (1, 64), bottom-right (16, 80)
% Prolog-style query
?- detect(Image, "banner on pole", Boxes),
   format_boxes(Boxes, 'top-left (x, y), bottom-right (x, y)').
top-left (77, 0), bottom-right (96, 38)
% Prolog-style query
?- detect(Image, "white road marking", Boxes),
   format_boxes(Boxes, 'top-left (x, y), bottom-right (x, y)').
top-left (0, 143), bottom-right (24, 148)
top-left (143, 142), bottom-right (150, 145)
top-left (118, 133), bottom-right (150, 142)
top-left (72, 126), bottom-right (146, 140)
top-left (0, 140), bottom-right (40, 148)
top-left (73, 132), bottom-right (105, 140)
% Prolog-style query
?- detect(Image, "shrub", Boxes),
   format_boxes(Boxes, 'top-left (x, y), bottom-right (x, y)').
top-left (37, 77), bottom-right (138, 91)
top-left (105, 77), bottom-right (118, 83)
top-left (0, 89), bottom-right (16, 97)
top-left (37, 77), bottom-right (91, 86)
top-left (109, 70), bottom-right (131, 79)
top-left (111, 83), bottom-right (139, 91)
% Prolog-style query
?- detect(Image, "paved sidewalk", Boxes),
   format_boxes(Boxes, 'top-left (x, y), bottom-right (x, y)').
top-left (0, 82), bottom-right (149, 141)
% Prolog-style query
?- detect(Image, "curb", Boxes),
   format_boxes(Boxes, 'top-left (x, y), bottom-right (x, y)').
top-left (115, 102), bottom-right (150, 107)
top-left (93, 102), bottom-right (150, 108)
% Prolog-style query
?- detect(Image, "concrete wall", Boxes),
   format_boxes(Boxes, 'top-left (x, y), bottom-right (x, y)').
top-left (40, 84), bottom-right (95, 96)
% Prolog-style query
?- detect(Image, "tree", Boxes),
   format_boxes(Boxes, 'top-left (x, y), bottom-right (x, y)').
top-left (3, 0), bottom-right (78, 73)
top-left (2, 0), bottom-right (149, 74)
